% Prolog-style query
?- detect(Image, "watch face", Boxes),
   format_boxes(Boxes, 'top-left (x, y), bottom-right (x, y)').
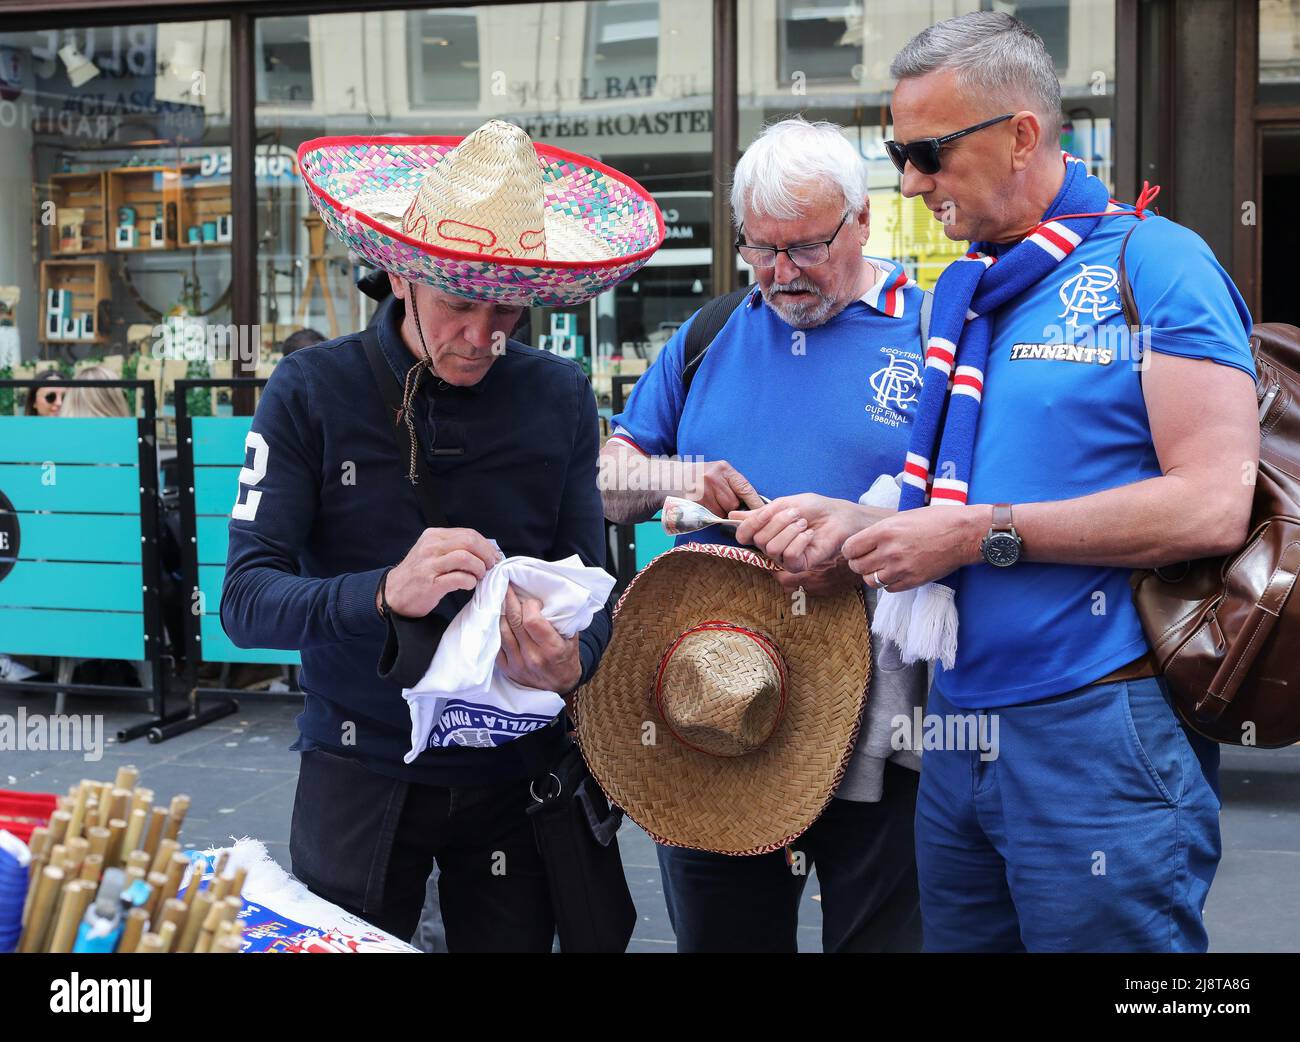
top-left (983, 532), bottom-right (1021, 567)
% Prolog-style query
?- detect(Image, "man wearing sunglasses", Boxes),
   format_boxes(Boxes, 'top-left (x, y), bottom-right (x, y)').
top-left (600, 117), bottom-right (928, 953)
top-left (735, 11), bottom-right (1257, 953)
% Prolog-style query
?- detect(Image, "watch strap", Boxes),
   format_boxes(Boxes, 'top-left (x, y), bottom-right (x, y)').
top-left (991, 503), bottom-right (1014, 531)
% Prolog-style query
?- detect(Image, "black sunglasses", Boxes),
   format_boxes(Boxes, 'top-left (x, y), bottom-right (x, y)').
top-left (884, 113), bottom-right (1015, 176)
top-left (40, 390), bottom-right (63, 404)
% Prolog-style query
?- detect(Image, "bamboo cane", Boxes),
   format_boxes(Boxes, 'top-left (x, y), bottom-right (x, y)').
top-left (66, 782), bottom-right (93, 842)
top-left (162, 794), bottom-right (190, 842)
top-left (122, 807), bottom-right (147, 860)
top-left (18, 865), bottom-right (64, 953)
top-left (119, 907), bottom-right (148, 954)
top-left (178, 890), bottom-right (213, 953)
top-left (135, 931), bottom-right (165, 953)
top-left (47, 880), bottom-right (95, 953)
top-left (150, 838), bottom-right (179, 877)
top-left (46, 809), bottom-right (71, 847)
top-left (79, 853), bottom-right (103, 884)
top-left (141, 806), bottom-right (167, 860)
top-left (113, 765), bottom-right (139, 791)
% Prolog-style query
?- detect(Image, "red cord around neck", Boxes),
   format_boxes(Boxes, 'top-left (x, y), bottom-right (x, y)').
top-left (1019, 178), bottom-right (1162, 244)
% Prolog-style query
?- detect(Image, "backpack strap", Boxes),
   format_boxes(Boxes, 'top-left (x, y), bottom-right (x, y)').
top-left (680, 282), bottom-right (930, 393)
top-left (1117, 220), bottom-right (1143, 330)
top-left (681, 287), bottom-right (752, 396)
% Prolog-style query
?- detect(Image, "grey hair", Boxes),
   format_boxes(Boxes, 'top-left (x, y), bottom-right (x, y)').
top-left (889, 11), bottom-right (1062, 136)
top-left (730, 117), bottom-right (869, 227)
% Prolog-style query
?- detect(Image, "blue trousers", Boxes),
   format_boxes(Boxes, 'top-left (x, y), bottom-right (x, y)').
top-left (656, 760), bottom-right (922, 952)
top-left (917, 677), bottom-right (1222, 952)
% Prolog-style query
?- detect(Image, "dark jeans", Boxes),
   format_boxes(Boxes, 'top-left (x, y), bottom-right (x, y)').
top-left (917, 678), bottom-right (1221, 952)
top-left (289, 747), bottom-right (554, 952)
top-left (656, 759), bottom-right (922, 953)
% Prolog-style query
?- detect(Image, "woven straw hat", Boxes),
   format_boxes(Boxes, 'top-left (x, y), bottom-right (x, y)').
top-left (297, 119), bottom-right (663, 307)
top-left (575, 543), bottom-right (871, 855)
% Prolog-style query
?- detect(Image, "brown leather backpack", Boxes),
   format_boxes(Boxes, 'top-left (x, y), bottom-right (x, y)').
top-left (1120, 225), bottom-right (1300, 747)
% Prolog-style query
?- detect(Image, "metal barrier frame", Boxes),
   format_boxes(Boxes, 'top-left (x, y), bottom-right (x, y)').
top-left (172, 378), bottom-right (299, 737)
top-left (0, 378), bottom-right (175, 743)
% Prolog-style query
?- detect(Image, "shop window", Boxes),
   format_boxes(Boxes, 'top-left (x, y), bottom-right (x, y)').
top-left (585, 0), bottom-right (660, 94)
top-left (744, 0), bottom-right (1115, 289)
top-left (408, 10), bottom-right (482, 107)
top-left (988, 0), bottom-right (1069, 73)
top-left (256, 16), bottom-right (313, 105)
top-left (0, 21), bottom-right (235, 419)
top-left (255, 3), bottom-right (711, 427)
top-left (1261, 0), bottom-right (1300, 107)
top-left (778, 0), bottom-right (864, 85)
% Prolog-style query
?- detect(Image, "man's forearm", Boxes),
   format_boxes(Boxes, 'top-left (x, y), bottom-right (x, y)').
top-left (951, 472), bottom-right (1252, 570)
top-left (220, 562), bottom-right (388, 650)
top-left (601, 487), bottom-right (673, 525)
top-left (598, 445), bottom-right (687, 524)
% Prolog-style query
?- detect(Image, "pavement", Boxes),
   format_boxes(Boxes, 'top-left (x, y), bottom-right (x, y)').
top-left (3, 688), bottom-right (1296, 952)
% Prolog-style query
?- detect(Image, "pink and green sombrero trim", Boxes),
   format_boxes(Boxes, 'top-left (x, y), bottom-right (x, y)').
top-left (297, 135), bottom-right (665, 308)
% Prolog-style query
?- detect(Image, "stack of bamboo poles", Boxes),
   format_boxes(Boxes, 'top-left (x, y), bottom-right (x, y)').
top-left (17, 766), bottom-right (246, 953)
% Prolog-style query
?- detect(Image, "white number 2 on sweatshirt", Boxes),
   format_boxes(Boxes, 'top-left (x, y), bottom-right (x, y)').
top-left (231, 431), bottom-right (269, 522)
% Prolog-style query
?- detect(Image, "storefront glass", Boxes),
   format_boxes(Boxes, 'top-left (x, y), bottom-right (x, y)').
top-left (0, 4), bottom-right (1124, 412)
top-left (253, 2), bottom-right (713, 419)
top-left (0, 21), bottom-right (234, 417)
top-left (1261, 0), bottom-right (1300, 107)
top-left (739, 0), bottom-right (1116, 288)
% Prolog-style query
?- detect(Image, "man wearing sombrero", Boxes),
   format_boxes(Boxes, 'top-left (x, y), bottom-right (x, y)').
top-left (220, 120), bottom-right (662, 950)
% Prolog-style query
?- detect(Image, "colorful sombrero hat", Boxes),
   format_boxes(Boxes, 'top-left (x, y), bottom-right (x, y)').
top-left (574, 543), bottom-right (871, 856)
top-left (297, 119), bottom-right (664, 308)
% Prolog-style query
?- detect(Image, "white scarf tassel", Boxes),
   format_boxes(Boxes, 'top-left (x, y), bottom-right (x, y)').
top-left (871, 586), bottom-right (917, 648)
top-left (905, 583), bottom-right (959, 670)
top-left (858, 472), bottom-right (960, 670)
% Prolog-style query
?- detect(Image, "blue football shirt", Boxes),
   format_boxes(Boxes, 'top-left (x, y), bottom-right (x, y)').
top-left (936, 210), bottom-right (1256, 707)
top-left (612, 257), bottom-right (926, 548)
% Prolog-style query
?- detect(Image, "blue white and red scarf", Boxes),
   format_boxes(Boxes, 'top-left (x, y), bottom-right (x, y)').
top-left (872, 154), bottom-right (1147, 668)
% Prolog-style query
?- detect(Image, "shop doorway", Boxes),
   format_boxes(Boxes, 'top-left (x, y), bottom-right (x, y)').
top-left (1260, 125), bottom-right (1300, 326)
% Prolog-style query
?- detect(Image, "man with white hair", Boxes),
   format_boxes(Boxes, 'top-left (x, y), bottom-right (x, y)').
top-left (736, 12), bottom-right (1257, 952)
top-left (601, 117), bottom-right (927, 952)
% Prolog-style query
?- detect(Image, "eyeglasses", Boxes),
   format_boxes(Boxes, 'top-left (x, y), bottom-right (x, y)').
top-left (40, 391), bottom-right (63, 405)
top-left (884, 113), bottom-right (1015, 176)
top-left (735, 212), bottom-right (850, 269)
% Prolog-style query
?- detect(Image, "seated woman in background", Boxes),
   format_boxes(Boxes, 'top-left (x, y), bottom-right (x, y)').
top-left (24, 368), bottom-right (64, 416)
top-left (61, 366), bottom-right (131, 418)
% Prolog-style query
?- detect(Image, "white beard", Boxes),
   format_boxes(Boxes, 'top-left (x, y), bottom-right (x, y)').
top-left (761, 277), bottom-right (846, 329)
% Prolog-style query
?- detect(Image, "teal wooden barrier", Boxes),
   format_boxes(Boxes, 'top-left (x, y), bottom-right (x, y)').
top-left (634, 517), bottom-right (676, 568)
top-left (0, 416), bottom-right (147, 661)
top-left (188, 414), bottom-right (299, 666)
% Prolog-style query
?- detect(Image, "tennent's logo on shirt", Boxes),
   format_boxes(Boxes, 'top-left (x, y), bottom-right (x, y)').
top-left (1010, 342), bottom-right (1115, 365)
top-left (1057, 262), bottom-right (1122, 326)
top-left (866, 347), bottom-right (921, 428)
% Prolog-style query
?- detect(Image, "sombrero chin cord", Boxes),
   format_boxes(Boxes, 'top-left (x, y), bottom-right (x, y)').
top-left (399, 281), bottom-right (434, 485)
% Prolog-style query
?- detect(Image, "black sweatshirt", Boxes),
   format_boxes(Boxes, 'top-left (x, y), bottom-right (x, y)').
top-left (220, 295), bottom-right (612, 785)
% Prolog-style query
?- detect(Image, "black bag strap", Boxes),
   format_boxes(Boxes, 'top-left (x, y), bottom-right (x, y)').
top-left (681, 286), bottom-right (752, 396)
top-left (361, 328), bottom-right (448, 528)
top-left (1117, 220), bottom-right (1143, 330)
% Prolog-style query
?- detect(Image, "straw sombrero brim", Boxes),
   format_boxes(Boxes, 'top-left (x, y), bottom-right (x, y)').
top-left (297, 135), bottom-right (664, 308)
top-left (575, 543), bottom-right (871, 856)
